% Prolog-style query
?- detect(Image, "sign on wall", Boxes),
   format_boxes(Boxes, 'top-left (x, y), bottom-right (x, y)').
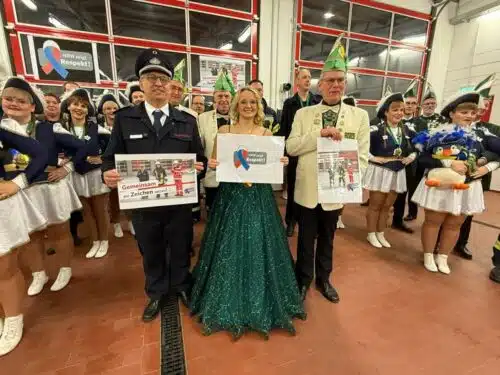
top-left (28, 36), bottom-right (99, 83)
top-left (197, 56), bottom-right (246, 90)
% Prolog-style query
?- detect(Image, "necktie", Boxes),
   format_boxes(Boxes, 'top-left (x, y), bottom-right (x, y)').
top-left (153, 110), bottom-right (163, 134)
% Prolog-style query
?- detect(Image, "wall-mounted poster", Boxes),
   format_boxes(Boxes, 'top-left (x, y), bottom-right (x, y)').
top-left (196, 56), bottom-right (246, 90)
top-left (28, 36), bottom-right (98, 83)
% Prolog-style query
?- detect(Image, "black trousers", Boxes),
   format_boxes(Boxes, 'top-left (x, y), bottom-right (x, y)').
top-left (69, 211), bottom-right (83, 239)
top-left (204, 187), bottom-right (219, 214)
top-left (131, 206), bottom-right (192, 300)
top-left (285, 156), bottom-right (298, 225)
top-left (493, 234), bottom-right (500, 267)
top-left (192, 180), bottom-right (201, 222)
top-left (393, 165), bottom-right (418, 225)
top-left (456, 215), bottom-right (473, 249)
top-left (295, 204), bottom-right (340, 287)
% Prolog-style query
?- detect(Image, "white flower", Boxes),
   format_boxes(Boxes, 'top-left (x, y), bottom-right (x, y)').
top-left (84, 135), bottom-right (91, 141)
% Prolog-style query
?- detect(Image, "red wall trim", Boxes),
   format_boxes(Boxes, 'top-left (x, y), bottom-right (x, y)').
top-left (300, 24), bottom-right (345, 38)
top-left (252, 0), bottom-right (259, 16)
top-left (385, 71), bottom-right (418, 80)
top-left (351, 0), bottom-right (431, 20)
top-left (295, 31), bottom-right (301, 62)
top-left (298, 60), bottom-right (323, 70)
top-left (189, 2), bottom-right (253, 21)
top-left (134, 0), bottom-right (185, 9)
top-left (113, 36), bottom-right (187, 53)
top-left (9, 33), bottom-right (24, 75)
top-left (297, 0), bottom-right (304, 24)
top-left (252, 62), bottom-right (257, 80)
top-left (3, 0), bottom-right (16, 24)
top-left (24, 76), bottom-right (119, 89)
top-left (357, 99), bottom-right (378, 106)
top-left (190, 46), bottom-right (252, 61)
top-left (251, 22), bottom-right (258, 56)
top-left (348, 31), bottom-right (390, 45)
top-left (390, 40), bottom-right (426, 52)
top-left (15, 24), bottom-right (109, 43)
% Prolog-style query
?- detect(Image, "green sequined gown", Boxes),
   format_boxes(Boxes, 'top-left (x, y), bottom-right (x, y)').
top-left (190, 182), bottom-right (306, 338)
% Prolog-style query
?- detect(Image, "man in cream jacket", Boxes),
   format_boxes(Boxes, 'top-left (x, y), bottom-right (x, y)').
top-left (286, 35), bottom-right (369, 304)
top-left (198, 70), bottom-right (235, 212)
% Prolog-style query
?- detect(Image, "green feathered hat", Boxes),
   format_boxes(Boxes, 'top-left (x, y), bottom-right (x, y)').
top-left (422, 82), bottom-right (437, 101)
top-left (214, 68), bottom-right (236, 95)
top-left (173, 58), bottom-right (185, 85)
top-left (404, 78), bottom-right (418, 98)
top-left (474, 73), bottom-right (496, 99)
top-left (321, 33), bottom-right (348, 74)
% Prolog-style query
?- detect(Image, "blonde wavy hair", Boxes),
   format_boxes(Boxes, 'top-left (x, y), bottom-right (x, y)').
top-left (229, 87), bottom-right (265, 126)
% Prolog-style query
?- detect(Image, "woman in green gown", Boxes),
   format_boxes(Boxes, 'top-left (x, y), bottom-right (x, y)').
top-left (190, 87), bottom-right (306, 339)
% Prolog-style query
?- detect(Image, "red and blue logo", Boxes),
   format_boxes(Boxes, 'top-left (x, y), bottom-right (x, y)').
top-left (41, 40), bottom-right (69, 79)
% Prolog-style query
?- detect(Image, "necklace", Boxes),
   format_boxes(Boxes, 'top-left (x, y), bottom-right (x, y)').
top-left (386, 124), bottom-right (403, 157)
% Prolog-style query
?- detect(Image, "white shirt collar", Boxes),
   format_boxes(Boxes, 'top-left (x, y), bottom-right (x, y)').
top-left (144, 101), bottom-right (170, 118)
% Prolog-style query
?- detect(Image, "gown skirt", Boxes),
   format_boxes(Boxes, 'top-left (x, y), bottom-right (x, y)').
top-left (190, 182), bottom-right (306, 338)
top-left (0, 190), bottom-right (47, 256)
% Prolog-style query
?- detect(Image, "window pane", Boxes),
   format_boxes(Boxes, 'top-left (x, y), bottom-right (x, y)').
top-left (96, 44), bottom-right (113, 82)
top-left (302, 0), bottom-right (349, 30)
top-left (300, 32), bottom-right (339, 62)
top-left (385, 77), bottom-right (414, 95)
top-left (14, 0), bottom-right (107, 34)
top-left (351, 5), bottom-right (391, 39)
top-left (111, 3), bottom-right (186, 44)
top-left (358, 105), bottom-right (377, 120)
top-left (192, 0), bottom-right (251, 12)
top-left (346, 73), bottom-right (383, 100)
top-left (36, 84), bottom-right (64, 97)
top-left (114, 45), bottom-right (187, 83)
top-left (19, 34), bottom-right (33, 75)
top-left (387, 47), bottom-right (423, 74)
top-left (190, 12), bottom-right (251, 53)
top-left (392, 14), bottom-right (428, 44)
top-left (191, 55), bottom-right (250, 90)
top-left (348, 39), bottom-right (387, 71)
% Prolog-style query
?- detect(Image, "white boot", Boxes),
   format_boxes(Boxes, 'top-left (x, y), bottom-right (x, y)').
top-left (86, 241), bottom-right (101, 258)
top-left (423, 253), bottom-right (438, 272)
top-left (95, 240), bottom-right (109, 258)
top-left (337, 216), bottom-right (345, 229)
top-left (128, 221), bottom-right (135, 236)
top-left (0, 315), bottom-right (23, 356)
top-left (376, 232), bottom-right (391, 248)
top-left (27, 271), bottom-right (48, 296)
top-left (435, 254), bottom-right (451, 275)
top-left (367, 232), bottom-right (382, 248)
top-left (113, 223), bottom-right (124, 238)
top-left (50, 267), bottom-right (72, 292)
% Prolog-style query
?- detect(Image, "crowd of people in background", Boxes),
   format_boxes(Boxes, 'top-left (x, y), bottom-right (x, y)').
top-left (1, 35), bottom-right (500, 356)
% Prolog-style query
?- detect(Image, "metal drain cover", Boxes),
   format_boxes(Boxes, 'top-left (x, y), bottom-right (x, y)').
top-left (161, 293), bottom-right (187, 375)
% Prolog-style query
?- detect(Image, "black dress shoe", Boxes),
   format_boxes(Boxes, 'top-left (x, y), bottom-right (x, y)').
top-left (286, 222), bottom-right (295, 237)
top-left (454, 246), bottom-right (473, 260)
top-left (391, 223), bottom-right (414, 234)
top-left (404, 215), bottom-right (416, 222)
top-left (361, 200), bottom-right (369, 207)
top-left (142, 299), bottom-right (161, 322)
top-left (315, 281), bottom-right (339, 303)
top-left (489, 267), bottom-right (500, 283)
top-left (178, 290), bottom-right (190, 308)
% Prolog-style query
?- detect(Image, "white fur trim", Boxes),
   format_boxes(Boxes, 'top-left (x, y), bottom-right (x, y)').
top-left (0, 118), bottom-right (29, 137)
top-left (53, 122), bottom-right (71, 135)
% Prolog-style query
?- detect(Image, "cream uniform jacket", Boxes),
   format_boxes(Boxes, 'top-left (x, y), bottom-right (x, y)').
top-left (286, 102), bottom-right (370, 211)
top-left (197, 109), bottom-right (224, 188)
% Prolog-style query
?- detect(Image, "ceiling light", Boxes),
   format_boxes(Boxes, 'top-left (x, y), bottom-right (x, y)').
top-left (219, 42), bottom-right (233, 51)
top-left (238, 25), bottom-right (251, 44)
top-left (324, 12), bottom-right (335, 19)
top-left (48, 15), bottom-right (70, 30)
top-left (401, 34), bottom-right (426, 44)
top-left (21, 0), bottom-right (38, 11)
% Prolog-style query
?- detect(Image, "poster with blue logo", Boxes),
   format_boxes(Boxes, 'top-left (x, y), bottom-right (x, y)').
top-left (30, 36), bottom-right (98, 82)
top-left (216, 134), bottom-right (285, 184)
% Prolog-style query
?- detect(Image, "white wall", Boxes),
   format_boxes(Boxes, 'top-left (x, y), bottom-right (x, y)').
top-left (376, 0), bottom-right (431, 14)
top-left (0, 11), bottom-right (13, 80)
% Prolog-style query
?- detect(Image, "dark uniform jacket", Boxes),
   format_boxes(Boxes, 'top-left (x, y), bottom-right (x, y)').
top-left (101, 102), bottom-right (207, 196)
top-left (277, 92), bottom-right (322, 139)
top-left (369, 122), bottom-right (416, 172)
top-left (69, 121), bottom-right (111, 175)
top-left (0, 123), bottom-right (48, 184)
top-left (470, 121), bottom-right (500, 191)
top-left (413, 113), bottom-right (447, 133)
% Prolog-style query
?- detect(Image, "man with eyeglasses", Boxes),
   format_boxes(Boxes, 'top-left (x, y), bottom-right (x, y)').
top-left (102, 48), bottom-right (206, 323)
top-left (391, 81), bottom-right (419, 233)
top-left (286, 37), bottom-right (369, 304)
top-left (198, 70), bottom-right (235, 213)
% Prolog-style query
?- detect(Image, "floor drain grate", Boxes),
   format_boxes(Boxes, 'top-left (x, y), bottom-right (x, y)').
top-left (161, 293), bottom-right (187, 375)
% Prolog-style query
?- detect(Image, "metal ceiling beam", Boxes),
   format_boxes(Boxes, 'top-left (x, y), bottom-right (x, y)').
top-left (449, 0), bottom-right (500, 25)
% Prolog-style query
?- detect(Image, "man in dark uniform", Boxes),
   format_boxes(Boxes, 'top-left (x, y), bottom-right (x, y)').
top-left (102, 49), bottom-right (206, 322)
top-left (391, 80), bottom-right (418, 234)
top-left (278, 68), bottom-right (321, 236)
top-left (249, 79), bottom-right (279, 134)
top-left (404, 84), bottom-right (447, 222)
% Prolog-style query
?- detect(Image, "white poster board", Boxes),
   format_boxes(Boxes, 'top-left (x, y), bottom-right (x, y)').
top-left (115, 154), bottom-right (197, 209)
top-left (197, 56), bottom-right (246, 90)
top-left (317, 138), bottom-right (362, 204)
top-left (216, 134), bottom-right (285, 184)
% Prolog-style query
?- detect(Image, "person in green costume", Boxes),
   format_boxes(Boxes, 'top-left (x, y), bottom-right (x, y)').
top-left (190, 86), bottom-right (306, 339)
